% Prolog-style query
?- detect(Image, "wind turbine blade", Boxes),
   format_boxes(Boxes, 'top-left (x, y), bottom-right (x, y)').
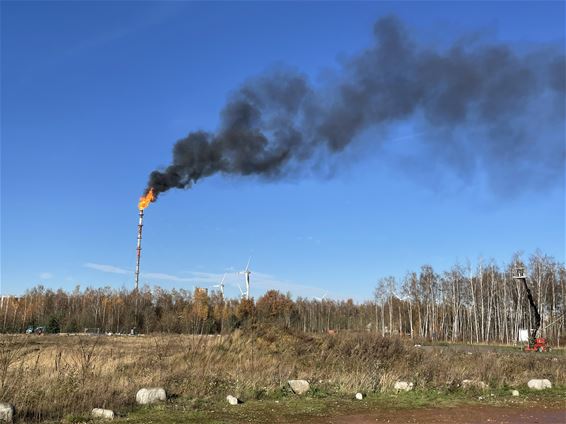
top-left (238, 284), bottom-right (244, 295)
top-left (221, 273), bottom-right (226, 284)
top-left (245, 256), bottom-right (251, 272)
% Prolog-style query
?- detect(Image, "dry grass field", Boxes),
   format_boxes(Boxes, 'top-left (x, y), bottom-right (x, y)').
top-left (1, 328), bottom-right (564, 422)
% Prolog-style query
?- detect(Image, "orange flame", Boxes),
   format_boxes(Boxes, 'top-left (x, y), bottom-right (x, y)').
top-left (138, 188), bottom-right (155, 210)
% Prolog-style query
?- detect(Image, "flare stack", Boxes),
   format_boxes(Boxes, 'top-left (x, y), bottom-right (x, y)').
top-left (134, 209), bottom-right (144, 291)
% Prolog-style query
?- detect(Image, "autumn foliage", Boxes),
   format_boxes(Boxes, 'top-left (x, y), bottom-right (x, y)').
top-left (1, 253), bottom-right (564, 345)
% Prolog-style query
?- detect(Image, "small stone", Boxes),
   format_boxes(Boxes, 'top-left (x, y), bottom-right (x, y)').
top-left (355, 392), bottom-right (363, 400)
top-left (0, 403), bottom-right (13, 423)
top-left (511, 390), bottom-right (520, 397)
top-left (135, 387), bottom-right (166, 405)
top-left (288, 379), bottom-right (310, 395)
top-left (226, 395), bottom-right (239, 405)
top-left (91, 408), bottom-right (114, 420)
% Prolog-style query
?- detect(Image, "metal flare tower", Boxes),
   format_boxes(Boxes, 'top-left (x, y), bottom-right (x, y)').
top-left (134, 209), bottom-right (144, 291)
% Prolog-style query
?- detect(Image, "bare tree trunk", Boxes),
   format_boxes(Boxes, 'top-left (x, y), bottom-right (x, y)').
top-left (374, 302), bottom-right (378, 334)
top-left (398, 304), bottom-right (402, 335)
top-left (408, 300), bottom-right (413, 339)
top-left (469, 266), bottom-right (479, 343)
top-left (2, 301), bottom-right (8, 332)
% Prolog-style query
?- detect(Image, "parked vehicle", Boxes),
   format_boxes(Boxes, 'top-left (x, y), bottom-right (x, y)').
top-left (25, 326), bottom-right (45, 335)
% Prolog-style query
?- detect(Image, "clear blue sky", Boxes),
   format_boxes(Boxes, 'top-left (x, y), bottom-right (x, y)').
top-left (1, 1), bottom-right (564, 301)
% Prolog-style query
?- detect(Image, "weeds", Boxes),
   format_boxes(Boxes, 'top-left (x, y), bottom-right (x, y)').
top-left (71, 337), bottom-right (99, 385)
top-left (1, 330), bottom-right (564, 422)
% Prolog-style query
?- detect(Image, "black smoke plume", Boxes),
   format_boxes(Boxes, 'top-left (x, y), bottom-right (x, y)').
top-left (145, 16), bottom-right (564, 199)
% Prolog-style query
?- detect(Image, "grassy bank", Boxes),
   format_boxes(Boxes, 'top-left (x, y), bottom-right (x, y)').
top-left (1, 328), bottom-right (564, 422)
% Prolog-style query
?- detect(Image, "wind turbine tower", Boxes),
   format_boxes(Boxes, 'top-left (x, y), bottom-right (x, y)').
top-left (239, 257), bottom-right (252, 300)
top-left (213, 274), bottom-right (226, 299)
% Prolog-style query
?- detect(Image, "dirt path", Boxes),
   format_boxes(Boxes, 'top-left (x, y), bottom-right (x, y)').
top-left (306, 406), bottom-right (566, 424)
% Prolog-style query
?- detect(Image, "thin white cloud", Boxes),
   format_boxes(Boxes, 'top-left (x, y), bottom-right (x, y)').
top-left (85, 263), bottom-right (202, 283)
top-left (145, 268), bottom-right (325, 298)
top-left (244, 271), bottom-right (327, 298)
top-left (83, 262), bottom-right (329, 299)
top-left (39, 272), bottom-right (53, 280)
top-left (202, 270), bottom-right (330, 299)
top-left (297, 235), bottom-right (321, 244)
top-left (84, 263), bottom-right (130, 275)
top-left (142, 272), bottom-right (192, 283)
top-left (52, 5), bottom-right (184, 65)
top-left (190, 271), bottom-right (227, 282)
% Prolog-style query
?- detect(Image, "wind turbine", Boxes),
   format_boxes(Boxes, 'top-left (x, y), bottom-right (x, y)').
top-left (212, 274), bottom-right (226, 298)
top-left (238, 257), bottom-right (252, 300)
top-left (237, 283), bottom-right (245, 299)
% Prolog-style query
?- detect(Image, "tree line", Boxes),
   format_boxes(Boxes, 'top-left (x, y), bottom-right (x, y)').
top-left (2, 252), bottom-right (564, 344)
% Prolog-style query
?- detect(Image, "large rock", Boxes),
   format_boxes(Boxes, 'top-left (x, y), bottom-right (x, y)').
top-left (0, 403), bottom-right (13, 423)
top-left (527, 379), bottom-right (552, 390)
top-left (394, 381), bottom-right (414, 392)
top-left (226, 395), bottom-right (239, 405)
top-left (461, 379), bottom-right (488, 390)
top-left (91, 408), bottom-right (114, 420)
top-left (135, 387), bottom-right (166, 405)
top-left (288, 379), bottom-right (310, 395)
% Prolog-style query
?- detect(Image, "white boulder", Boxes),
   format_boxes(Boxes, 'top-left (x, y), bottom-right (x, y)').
top-left (394, 381), bottom-right (414, 392)
top-left (91, 408), bottom-right (114, 420)
top-left (511, 390), bottom-right (520, 397)
top-left (355, 392), bottom-right (364, 400)
top-left (527, 379), bottom-right (552, 390)
top-left (226, 395), bottom-right (239, 405)
top-left (0, 403), bottom-right (13, 423)
top-left (288, 379), bottom-right (310, 395)
top-left (135, 387), bottom-right (166, 405)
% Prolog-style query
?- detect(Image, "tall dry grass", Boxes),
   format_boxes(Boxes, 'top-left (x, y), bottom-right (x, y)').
top-left (2, 328), bottom-right (564, 422)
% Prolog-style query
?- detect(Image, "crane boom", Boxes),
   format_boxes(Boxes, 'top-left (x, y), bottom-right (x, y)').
top-left (519, 275), bottom-right (541, 339)
top-left (513, 267), bottom-right (547, 352)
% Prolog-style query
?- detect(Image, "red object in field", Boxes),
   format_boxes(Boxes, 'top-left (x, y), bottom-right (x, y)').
top-left (524, 337), bottom-right (547, 352)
